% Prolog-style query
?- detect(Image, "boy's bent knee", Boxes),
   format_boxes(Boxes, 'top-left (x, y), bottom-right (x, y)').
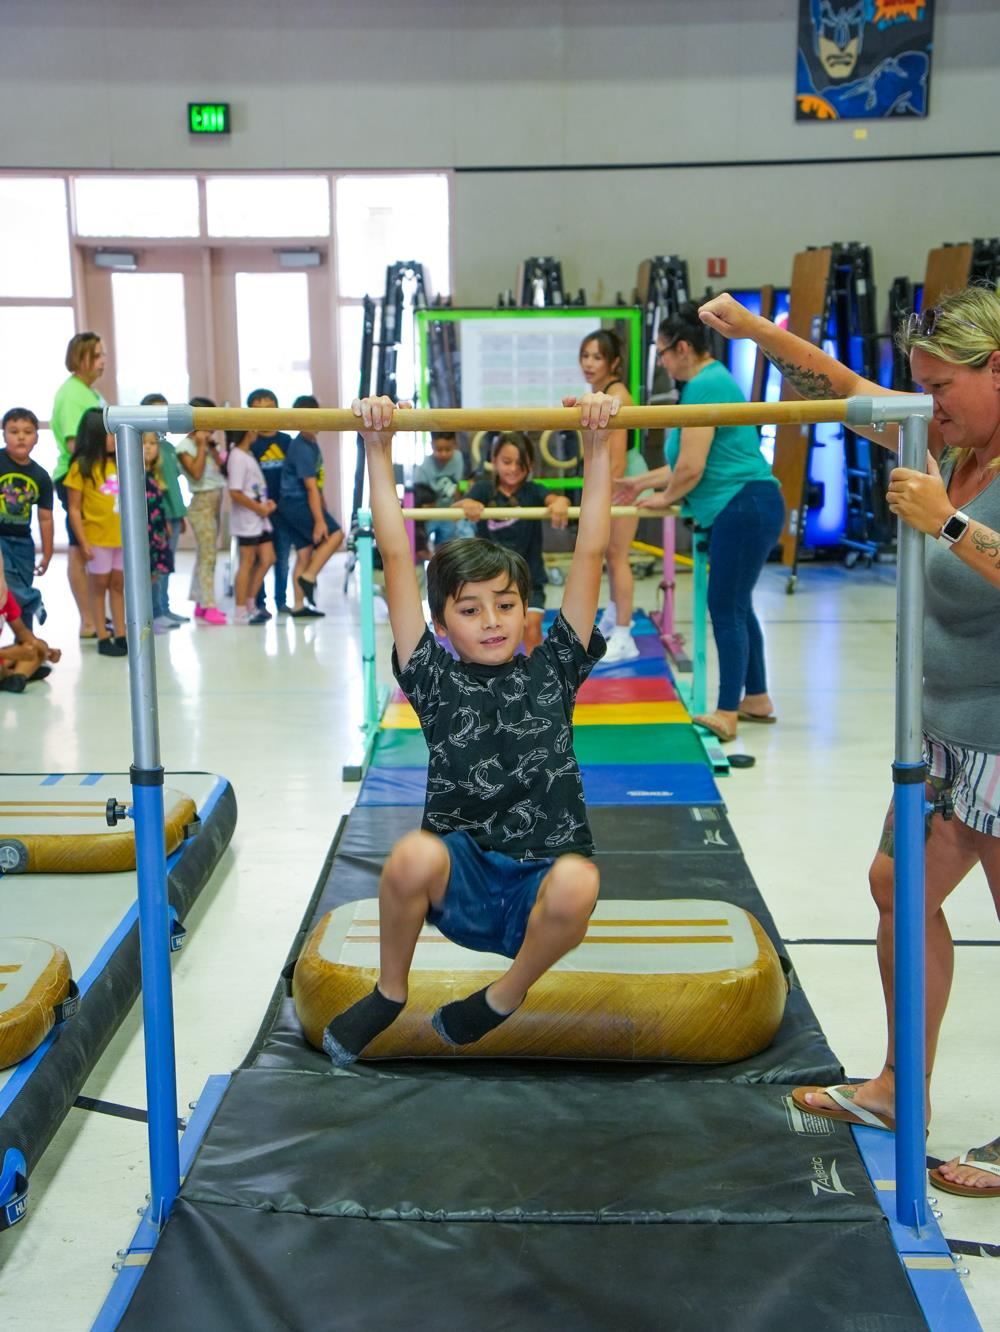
top-left (383, 830), bottom-right (449, 896)
top-left (540, 855), bottom-right (599, 921)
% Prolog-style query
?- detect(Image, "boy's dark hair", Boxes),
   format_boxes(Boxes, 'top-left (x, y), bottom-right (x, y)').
top-left (430, 431), bottom-right (457, 442)
top-left (73, 407), bottom-right (111, 480)
top-left (140, 393), bottom-right (167, 406)
top-left (247, 387), bottom-right (277, 406)
top-left (659, 301), bottom-right (709, 356)
top-left (189, 396), bottom-right (216, 409)
top-left (427, 537), bottom-right (530, 625)
top-left (293, 394), bottom-right (319, 410)
top-left (3, 407), bottom-right (39, 431)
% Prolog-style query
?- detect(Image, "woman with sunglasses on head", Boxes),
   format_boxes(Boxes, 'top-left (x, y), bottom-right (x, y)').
top-left (699, 285), bottom-right (1000, 1201)
top-left (614, 302), bottom-right (785, 740)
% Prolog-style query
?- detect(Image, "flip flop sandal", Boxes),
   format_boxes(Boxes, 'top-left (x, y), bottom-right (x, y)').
top-left (929, 1152), bottom-right (1000, 1198)
top-left (791, 1084), bottom-right (896, 1132)
top-left (738, 710), bottom-right (778, 724)
top-left (693, 715), bottom-right (737, 743)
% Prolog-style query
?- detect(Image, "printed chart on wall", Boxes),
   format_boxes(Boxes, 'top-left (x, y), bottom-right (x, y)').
top-left (459, 317), bottom-right (600, 408)
top-left (795, 0), bottom-right (933, 121)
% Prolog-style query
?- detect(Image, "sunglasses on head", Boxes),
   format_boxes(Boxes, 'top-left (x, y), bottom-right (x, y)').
top-left (905, 307), bottom-right (986, 341)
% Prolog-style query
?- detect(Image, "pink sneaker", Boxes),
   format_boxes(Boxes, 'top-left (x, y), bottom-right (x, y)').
top-left (194, 605), bottom-right (207, 619)
top-left (202, 607), bottom-right (227, 625)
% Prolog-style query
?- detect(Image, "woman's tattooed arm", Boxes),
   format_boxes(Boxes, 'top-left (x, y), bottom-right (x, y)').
top-left (766, 354), bottom-right (839, 400)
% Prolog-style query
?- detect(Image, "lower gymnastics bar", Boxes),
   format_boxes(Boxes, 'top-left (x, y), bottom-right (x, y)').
top-left (404, 506), bottom-right (641, 521)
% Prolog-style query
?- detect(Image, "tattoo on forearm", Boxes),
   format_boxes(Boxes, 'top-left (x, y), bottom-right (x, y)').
top-left (766, 355), bottom-right (839, 401)
top-left (970, 526), bottom-right (1000, 569)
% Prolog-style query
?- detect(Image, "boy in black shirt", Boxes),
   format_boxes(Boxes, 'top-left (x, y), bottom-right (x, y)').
top-left (0, 408), bottom-right (54, 631)
top-left (323, 391), bottom-right (617, 1066)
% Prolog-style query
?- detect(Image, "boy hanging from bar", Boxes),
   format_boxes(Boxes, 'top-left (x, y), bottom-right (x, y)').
top-left (322, 391), bottom-right (619, 1065)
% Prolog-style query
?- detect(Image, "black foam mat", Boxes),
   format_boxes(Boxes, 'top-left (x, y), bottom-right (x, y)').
top-left (184, 1069), bottom-right (880, 1225)
top-left (119, 1201), bottom-right (928, 1332)
top-left (248, 805), bottom-right (841, 1085)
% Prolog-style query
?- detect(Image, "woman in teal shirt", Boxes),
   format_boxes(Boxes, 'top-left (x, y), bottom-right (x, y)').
top-left (615, 302), bottom-right (784, 742)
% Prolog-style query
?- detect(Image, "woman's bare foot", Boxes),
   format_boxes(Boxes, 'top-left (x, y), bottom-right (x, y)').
top-left (693, 709), bottom-right (738, 743)
top-left (936, 1139), bottom-right (1000, 1192)
top-left (803, 1070), bottom-right (930, 1126)
top-left (738, 692), bottom-right (777, 721)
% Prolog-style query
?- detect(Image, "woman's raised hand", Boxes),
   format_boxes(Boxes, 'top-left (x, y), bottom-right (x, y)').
top-left (698, 293), bottom-right (757, 343)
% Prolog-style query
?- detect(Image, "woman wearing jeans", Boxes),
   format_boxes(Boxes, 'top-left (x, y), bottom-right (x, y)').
top-left (614, 302), bottom-right (784, 742)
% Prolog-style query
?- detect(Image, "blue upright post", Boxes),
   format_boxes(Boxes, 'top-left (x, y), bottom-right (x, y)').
top-left (114, 418), bottom-right (181, 1227)
top-left (893, 412), bottom-right (930, 1230)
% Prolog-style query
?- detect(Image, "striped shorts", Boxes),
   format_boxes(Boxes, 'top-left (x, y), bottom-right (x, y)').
top-left (879, 733), bottom-right (1000, 856)
top-left (925, 734), bottom-right (1000, 838)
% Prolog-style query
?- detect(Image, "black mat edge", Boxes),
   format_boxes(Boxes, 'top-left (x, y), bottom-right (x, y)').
top-left (0, 777), bottom-right (237, 1174)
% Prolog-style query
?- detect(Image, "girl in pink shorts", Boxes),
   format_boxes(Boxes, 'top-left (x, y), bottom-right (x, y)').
top-left (64, 407), bottom-right (126, 657)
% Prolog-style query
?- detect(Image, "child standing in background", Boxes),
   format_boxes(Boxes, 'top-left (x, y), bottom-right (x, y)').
top-left (63, 407), bottom-right (126, 658)
top-left (413, 430), bottom-right (472, 558)
top-left (0, 407), bottom-right (54, 632)
top-left (140, 393), bottom-right (188, 625)
top-left (175, 396), bottom-right (227, 626)
top-left (142, 433), bottom-right (176, 635)
top-left (226, 427), bottom-right (276, 625)
top-left (461, 433), bottom-right (569, 655)
top-left (248, 388), bottom-right (292, 615)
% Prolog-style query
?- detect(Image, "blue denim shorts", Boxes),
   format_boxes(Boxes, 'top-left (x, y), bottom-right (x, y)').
top-left (428, 831), bottom-right (552, 959)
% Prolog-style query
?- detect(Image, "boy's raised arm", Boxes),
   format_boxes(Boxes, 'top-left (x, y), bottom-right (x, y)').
top-left (559, 393), bottom-right (618, 645)
top-left (352, 396), bottom-right (427, 670)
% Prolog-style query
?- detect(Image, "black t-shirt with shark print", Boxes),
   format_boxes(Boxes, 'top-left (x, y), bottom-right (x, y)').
top-left (392, 612), bottom-right (606, 860)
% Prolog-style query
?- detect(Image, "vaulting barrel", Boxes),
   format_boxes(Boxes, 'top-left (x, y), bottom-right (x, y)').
top-left (294, 898), bottom-right (788, 1063)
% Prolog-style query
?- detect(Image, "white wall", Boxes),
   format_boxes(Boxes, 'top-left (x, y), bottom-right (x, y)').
top-left (3, 0), bottom-right (998, 302)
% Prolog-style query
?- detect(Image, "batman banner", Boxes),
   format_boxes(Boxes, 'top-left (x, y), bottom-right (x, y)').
top-left (796, 1), bottom-right (933, 121)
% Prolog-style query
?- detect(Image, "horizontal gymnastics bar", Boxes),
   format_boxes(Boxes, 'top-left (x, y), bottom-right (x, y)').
top-left (187, 401), bottom-right (850, 432)
top-left (106, 395), bottom-right (933, 435)
top-left (406, 506), bottom-right (641, 521)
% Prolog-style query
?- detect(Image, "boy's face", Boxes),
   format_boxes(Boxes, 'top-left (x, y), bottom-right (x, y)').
top-left (250, 395), bottom-right (278, 413)
top-left (432, 437), bottom-right (456, 465)
top-left (2, 418), bottom-right (39, 464)
top-left (435, 574), bottom-right (526, 665)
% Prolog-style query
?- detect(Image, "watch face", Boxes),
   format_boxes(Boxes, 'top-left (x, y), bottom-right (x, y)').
top-left (942, 513), bottom-right (967, 541)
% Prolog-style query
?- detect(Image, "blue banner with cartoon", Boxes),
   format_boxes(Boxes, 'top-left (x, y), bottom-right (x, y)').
top-left (796, 1), bottom-right (933, 121)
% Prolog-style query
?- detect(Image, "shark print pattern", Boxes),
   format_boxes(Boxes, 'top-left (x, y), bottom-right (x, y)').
top-left (394, 614), bottom-right (605, 859)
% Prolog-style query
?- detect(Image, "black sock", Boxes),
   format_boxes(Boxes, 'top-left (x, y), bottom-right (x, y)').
top-left (431, 986), bottom-right (517, 1047)
top-left (322, 984), bottom-right (405, 1068)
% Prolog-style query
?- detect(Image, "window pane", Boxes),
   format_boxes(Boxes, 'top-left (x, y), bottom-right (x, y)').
top-left (235, 273), bottom-right (312, 408)
top-left (74, 177), bottom-right (200, 238)
top-left (336, 175), bottom-right (450, 299)
top-left (206, 176), bottom-right (330, 238)
top-left (0, 179), bottom-right (72, 298)
top-left (0, 306), bottom-right (77, 419)
top-left (112, 274), bottom-right (190, 406)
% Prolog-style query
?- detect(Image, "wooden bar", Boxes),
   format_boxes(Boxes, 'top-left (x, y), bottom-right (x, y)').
top-left (405, 506), bottom-right (642, 521)
top-left (189, 400), bottom-right (852, 434)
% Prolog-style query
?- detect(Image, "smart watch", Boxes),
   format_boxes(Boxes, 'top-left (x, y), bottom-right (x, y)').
top-left (938, 510), bottom-right (970, 545)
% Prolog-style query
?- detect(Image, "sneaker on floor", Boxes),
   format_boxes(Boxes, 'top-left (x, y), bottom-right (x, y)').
top-left (0, 674), bottom-right (27, 692)
top-left (201, 607), bottom-right (228, 626)
top-left (233, 609), bottom-right (250, 626)
top-left (597, 602), bottom-right (617, 636)
top-left (98, 637), bottom-right (127, 658)
top-left (601, 634), bottom-right (640, 664)
top-left (194, 605), bottom-right (207, 620)
top-left (288, 606), bottom-right (325, 619)
top-left (165, 610), bottom-right (190, 624)
top-left (248, 610), bottom-right (270, 625)
top-left (153, 616), bottom-right (179, 633)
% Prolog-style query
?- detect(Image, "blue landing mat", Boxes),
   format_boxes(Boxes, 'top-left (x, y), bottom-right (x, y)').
top-left (358, 764), bottom-right (721, 808)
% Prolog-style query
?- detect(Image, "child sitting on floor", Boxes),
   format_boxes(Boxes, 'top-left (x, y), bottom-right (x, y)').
top-left (321, 391), bottom-right (617, 1066)
top-left (0, 548), bottom-right (61, 693)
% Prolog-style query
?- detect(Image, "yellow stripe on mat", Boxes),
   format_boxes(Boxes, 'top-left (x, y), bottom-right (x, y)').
top-left (382, 699), bottom-right (691, 730)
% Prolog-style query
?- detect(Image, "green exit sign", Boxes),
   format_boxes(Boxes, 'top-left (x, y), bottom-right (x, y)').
top-left (188, 103), bottom-right (230, 135)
